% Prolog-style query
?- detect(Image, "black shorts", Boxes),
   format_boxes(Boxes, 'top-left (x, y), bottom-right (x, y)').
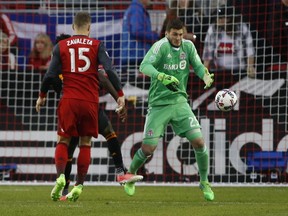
top-left (98, 108), bottom-right (110, 135)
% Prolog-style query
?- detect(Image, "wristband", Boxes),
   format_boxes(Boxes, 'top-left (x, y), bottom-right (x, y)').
top-left (39, 92), bottom-right (47, 98)
top-left (117, 90), bottom-right (124, 97)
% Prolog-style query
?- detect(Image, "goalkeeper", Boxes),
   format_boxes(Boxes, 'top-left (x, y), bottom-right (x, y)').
top-left (122, 18), bottom-right (215, 201)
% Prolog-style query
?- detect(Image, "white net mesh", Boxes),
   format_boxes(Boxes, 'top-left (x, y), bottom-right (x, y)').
top-left (0, 0), bottom-right (287, 183)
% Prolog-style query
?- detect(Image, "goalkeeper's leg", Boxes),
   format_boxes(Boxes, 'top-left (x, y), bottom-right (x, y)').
top-left (187, 131), bottom-right (214, 201)
top-left (122, 141), bottom-right (157, 196)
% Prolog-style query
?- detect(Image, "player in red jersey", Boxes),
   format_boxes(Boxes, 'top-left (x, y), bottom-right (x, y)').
top-left (52, 34), bottom-right (130, 197)
top-left (35, 12), bottom-right (141, 202)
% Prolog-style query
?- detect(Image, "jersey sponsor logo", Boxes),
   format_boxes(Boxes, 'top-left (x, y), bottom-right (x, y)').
top-left (179, 60), bottom-right (186, 70)
top-left (66, 38), bottom-right (93, 46)
top-left (217, 42), bottom-right (235, 54)
top-left (163, 63), bottom-right (179, 70)
top-left (163, 60), bottom-right (187, 71)
top-left (167, 53), bottom-right (172, 58)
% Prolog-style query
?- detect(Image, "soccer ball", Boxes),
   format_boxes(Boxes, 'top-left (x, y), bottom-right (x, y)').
top-left (215, 89), bottom-right (238, 112)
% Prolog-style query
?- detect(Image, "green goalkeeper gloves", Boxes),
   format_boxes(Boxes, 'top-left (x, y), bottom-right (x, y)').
top-left (203, 68), bottom-right (214, 89)
top-left (157, 72), bottom-right (179, 92)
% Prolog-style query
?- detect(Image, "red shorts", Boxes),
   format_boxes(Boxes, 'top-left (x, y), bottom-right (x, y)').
top-left (57, 98), bottom-right (99, 138)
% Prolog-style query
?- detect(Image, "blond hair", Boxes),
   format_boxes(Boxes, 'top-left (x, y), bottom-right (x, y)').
top-left (73, 11), bottom-right (91, 30)
top-left (30, 33), bottom-right (53, 59)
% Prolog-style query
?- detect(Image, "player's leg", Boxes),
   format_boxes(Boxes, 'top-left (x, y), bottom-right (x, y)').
top-left (172, 102), bottom-right (214, 201)
top-left (98, 109), bottom-right (126, 176)
top-left (51, 99), bottom-right (78, 201)
top-left (62, 136), bottom-right (79, 196)
top-left (51, 135), bottom-right (71, 201)
top-left (65, 136), bottom-right (91, 202)
top-left (123, 106), bottom-right (168, 195)
top-left (64, 100), bottom-right (98, 202)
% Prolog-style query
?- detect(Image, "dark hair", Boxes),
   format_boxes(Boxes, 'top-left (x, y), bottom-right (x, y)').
top-left (55, 34), bottom-right (71, 44)
top-left (166, 18), bottom-right (184, 32)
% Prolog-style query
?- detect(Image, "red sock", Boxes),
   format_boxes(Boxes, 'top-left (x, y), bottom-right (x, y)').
top-left (76, 146), bottom-right (91, 185)
top-left (55, 142), bottom-right (68, 176)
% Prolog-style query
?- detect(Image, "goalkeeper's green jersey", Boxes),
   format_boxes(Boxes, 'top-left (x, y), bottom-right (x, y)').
top-left (140, 37), bottom-right (206, 107)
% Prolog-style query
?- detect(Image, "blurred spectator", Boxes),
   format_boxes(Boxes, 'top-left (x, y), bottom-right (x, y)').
top-left (160, 0), bottom-right (197, 42)
top-left (0, 13), bottom-right (18, 54)
top-left (28, 33), bottom-right (53, 74)
top-left (121, 0), bottom-right (159, 85)
top-left (266, 0), bottom-right (288, 63)
top-left (0, 31), bottom-right (16, 71)
top-left (176, 0), bottom-right (209, 52)
top-left (202, 5), bottom-right (256, 79)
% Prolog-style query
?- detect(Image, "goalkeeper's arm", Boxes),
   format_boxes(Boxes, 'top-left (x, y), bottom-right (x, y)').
top-left (140, 62), bottom-right (179, 92)
top-left (194, 66), bottom-right (214, 89)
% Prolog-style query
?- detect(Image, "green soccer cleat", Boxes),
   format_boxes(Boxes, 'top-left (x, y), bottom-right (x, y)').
top-left (124, 182), bottom-right (135, 196)
top-left (51, 174), bottom-right (66, 201)
top-left (66, 184), bottom-right (83, 202)
top-left (199, 181), bottom-right (214, 201)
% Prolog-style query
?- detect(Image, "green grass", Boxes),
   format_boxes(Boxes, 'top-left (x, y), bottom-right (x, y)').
top-left (0, 185), bottom-right (287, 216)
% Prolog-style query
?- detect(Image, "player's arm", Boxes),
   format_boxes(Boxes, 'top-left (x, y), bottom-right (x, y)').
top-left (140, 44), bottom-right (179, 92)
top-left (188, 42), bottom-right (214, 89)
top-left (97, 43), bottom-right (125, 110)
top-left (98, 69), bottom-right (127, 122)
top-left (36, 45), bottom-right (62, 112)
top-left (98, 69), bottom-right (118, 101)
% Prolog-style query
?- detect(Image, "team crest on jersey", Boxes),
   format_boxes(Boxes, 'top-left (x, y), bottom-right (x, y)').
top-left (147, 129), bottom-right (153, 137)
top-left (179, 52), bottom-right (186, 60)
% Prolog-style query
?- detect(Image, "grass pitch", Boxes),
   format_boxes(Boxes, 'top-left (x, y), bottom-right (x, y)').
top-left (0, 185), bottom-right (287, 216)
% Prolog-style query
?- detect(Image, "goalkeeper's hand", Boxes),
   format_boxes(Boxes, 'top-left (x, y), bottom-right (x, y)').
top-left (157, 72), bottom-right (179, 92)
top-left (203, 68), bottom-right (214, 89)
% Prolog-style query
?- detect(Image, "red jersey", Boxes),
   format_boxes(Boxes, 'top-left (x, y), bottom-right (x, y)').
top-left (58, 35), bottom-right (100, 103)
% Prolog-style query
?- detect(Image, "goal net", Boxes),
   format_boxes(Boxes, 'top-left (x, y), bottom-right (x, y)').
top-left (0, 0), bottom-right (287, 184)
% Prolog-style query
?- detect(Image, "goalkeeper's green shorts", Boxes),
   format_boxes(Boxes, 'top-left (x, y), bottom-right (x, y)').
top-left (143, 102), bottom-right (202, 146)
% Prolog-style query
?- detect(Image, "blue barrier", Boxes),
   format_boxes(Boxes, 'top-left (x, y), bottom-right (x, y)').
top-left (246, 151), bottom-right (288, 172)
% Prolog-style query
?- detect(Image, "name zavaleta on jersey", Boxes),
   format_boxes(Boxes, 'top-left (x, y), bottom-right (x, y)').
top-left (66, 38), bottom-right (93, 46)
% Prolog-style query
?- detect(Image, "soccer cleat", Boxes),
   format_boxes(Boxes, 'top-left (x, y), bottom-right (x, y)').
top-left (124, 182), bottom-right (135, 196)
top-left (117, 173), bottom-right (143, 185)
top-left (50, 174), bottom-right (66, 201)
top-left (65, 184), bottom-right (83, 202)
top-left (199, 181), bottom-right (214, 201)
